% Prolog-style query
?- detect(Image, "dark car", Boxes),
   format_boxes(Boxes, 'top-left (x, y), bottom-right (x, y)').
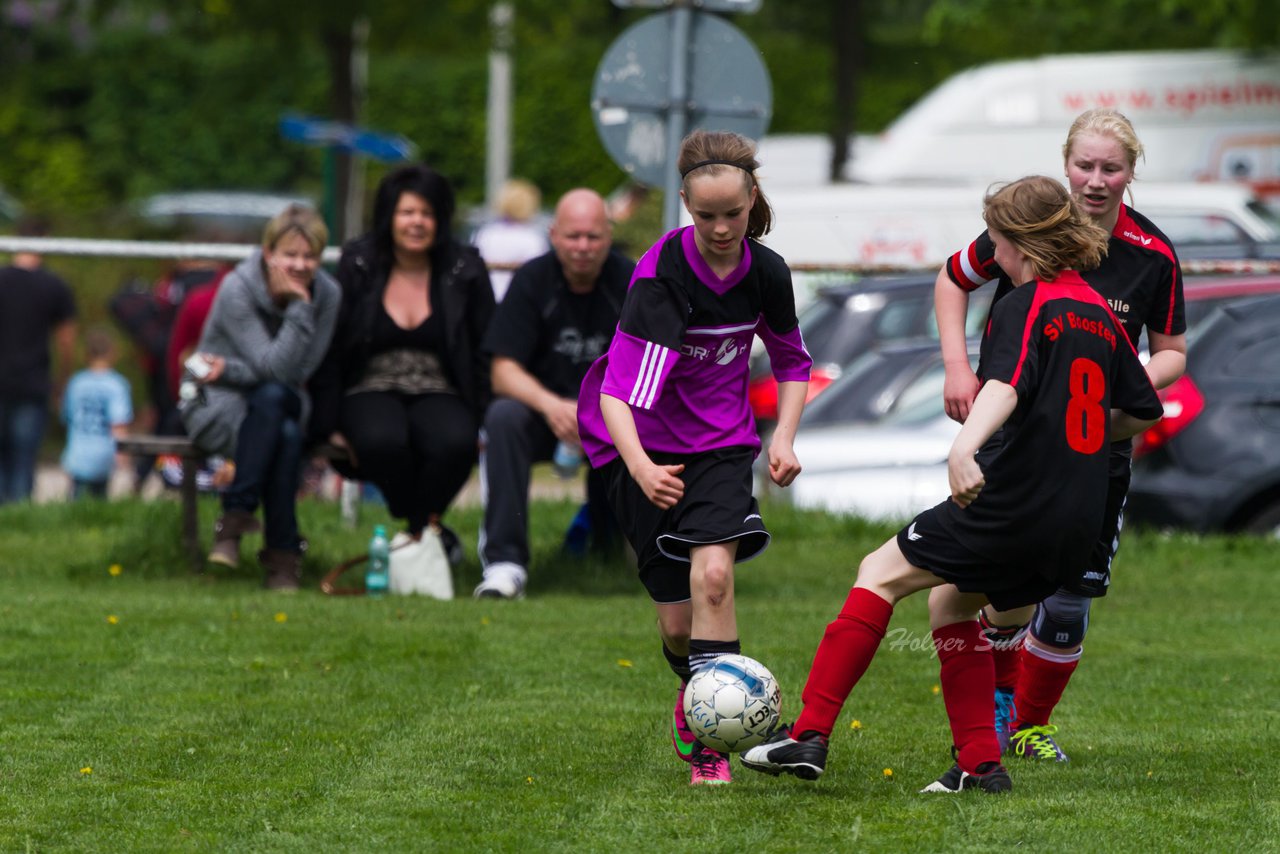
top-left (1181, 274), bottom-right (1280, 330)
top-left (799, 337), bottom-right (980, 428)
top-left (749, 269), bottom-right (1277, 426)
top-left (749, 274), bottom-right (992, 425)
top-left (1128, 293), bottom-right (1280, 535)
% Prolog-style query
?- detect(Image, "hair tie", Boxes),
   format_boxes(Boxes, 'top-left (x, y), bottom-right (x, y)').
top-left (680, 159), bottom-right (752, 179)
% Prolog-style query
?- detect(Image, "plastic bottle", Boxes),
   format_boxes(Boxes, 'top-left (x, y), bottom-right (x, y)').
top-left (366, 524), bottom-right (390, 597)
top-left (552, 441), bottom-right (582, 480)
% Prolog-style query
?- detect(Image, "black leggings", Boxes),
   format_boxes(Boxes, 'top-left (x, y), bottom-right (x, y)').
top-left (339, 390), bottom-right (478, 533)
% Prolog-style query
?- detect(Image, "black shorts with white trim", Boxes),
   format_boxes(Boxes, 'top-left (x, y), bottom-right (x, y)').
top-left (599, 446), bottom-right (769, 604)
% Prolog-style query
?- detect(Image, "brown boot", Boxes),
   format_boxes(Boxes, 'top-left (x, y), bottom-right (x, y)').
top-left (207, 510), bottom-right (262, 569)
top-left (260, 548), bottom-right (302, 592)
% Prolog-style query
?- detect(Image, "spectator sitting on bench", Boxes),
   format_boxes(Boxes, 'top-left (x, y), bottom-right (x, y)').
top-left (474, 188), bottom-right (632, 599)
top-left (309, 164), bottom-right (495, 564)
top-left (179, 205), bottom-right (340, 591)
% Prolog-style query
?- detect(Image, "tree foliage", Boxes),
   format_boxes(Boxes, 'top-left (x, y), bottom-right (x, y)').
top-left (0, 0), bottom-right (1272, 227)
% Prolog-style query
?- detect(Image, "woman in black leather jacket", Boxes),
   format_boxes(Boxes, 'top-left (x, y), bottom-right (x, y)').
top-left (311, 164), bottom-right (495, 546)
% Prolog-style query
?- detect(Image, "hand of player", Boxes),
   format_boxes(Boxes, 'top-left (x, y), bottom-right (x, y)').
top-left (635, 461), bottom-right (685, 509)
top-left (948, 451), bottom-right (985, 508)
top-left (943, 364), bottom-right (981, 424)
top-left (766, 439), bottom-right (801, 487)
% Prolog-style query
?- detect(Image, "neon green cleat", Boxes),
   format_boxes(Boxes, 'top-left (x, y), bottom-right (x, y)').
top-left (671, 683), bottom-right (697, 763)
top-left (1008, 724), bottom-right (1069, 762)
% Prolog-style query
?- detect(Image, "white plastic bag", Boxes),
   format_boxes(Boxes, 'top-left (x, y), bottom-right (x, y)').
top-left (389, 529), bottom-right (454, 599)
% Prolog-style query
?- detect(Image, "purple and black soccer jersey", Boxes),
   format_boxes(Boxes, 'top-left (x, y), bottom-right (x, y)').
top-left (577, 227), bottom-right (812, 467)
top-left (932, 272), bottom-right (1163, 585)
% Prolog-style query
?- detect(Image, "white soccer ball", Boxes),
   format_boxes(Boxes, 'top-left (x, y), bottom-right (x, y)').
top-left (683, 654), bottom-right (781, 753)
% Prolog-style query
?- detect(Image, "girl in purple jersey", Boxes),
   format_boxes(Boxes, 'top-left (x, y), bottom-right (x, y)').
top-left (742, 177), bottom-right (1162, 793)
top-left (577, 130), bottom-right (812, 785)
top-left (934, 109), bottom-right (1187, 762)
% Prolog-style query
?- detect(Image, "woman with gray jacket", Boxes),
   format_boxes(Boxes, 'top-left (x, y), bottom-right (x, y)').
top-left (180, 204), bottom-right (340, 590)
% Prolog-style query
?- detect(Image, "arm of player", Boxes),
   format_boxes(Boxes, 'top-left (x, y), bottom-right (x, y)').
top-left (947, 380), bottom-right (1017, 508)
top-left (1110, 408), bottom-right (1161, 442)
top-left (934, 266), bottom-right (979, 424)
top-left (767, 380), bottom-right (807, 487)
top-left (599, 393), bottom-right (685, 509)
top-left (492, 356), bottom-right (579, 445)
top-left (1145, 329), bottom-right (1187, 391)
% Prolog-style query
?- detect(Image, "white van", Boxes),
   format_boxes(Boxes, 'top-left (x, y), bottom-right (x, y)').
top-left (847, 49), bottom-right (1280, 195)
top-left (752, 180), bottom-right (1279, 271)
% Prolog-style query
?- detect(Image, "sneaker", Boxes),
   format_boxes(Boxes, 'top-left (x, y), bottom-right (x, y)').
top-left (740, 725), bottom-right (828, 781)
top-left (1008, 724), bottom-right (1069, 762)
top-left (207, 510), bottom-right (261, 569)
top-left (690, 743), bottom-right (731, 785)
top-left (994, 687), bottom-right (1017, 754)
top-left (473, 561), bottom-right (527, 599)
top-left (920, 761), bottom-right (1012, 794)
top-left (671, 683), bottom-right (697, 763)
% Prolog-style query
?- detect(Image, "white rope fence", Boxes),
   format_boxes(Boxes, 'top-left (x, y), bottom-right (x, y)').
top-left (2, 235), bottom-right (1278, 276)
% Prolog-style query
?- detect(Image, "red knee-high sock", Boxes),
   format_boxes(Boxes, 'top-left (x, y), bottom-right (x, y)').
top-left (977, 610), bottom-right (1024, 691)
top-left (934, 620), bottom-right (1000, 773)
top-left (1012, 643), bottom-right (1081, 728)
top-left (993, 643), bottom-right (1022, 691)
top-left (793, 587), bottom-right (893, 738)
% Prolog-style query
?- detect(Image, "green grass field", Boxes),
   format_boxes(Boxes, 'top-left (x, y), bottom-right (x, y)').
top-left (0, 494), bottom-right (1275, 852)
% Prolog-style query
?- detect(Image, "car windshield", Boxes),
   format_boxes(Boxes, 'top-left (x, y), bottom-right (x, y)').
top-left (881, 360), bottom-right (950, 427)
top-left (1246, 199), bottom-right (1280, 239)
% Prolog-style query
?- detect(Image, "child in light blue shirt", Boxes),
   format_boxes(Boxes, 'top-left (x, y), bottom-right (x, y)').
top-left (62, 328), bottom-right (132, 498)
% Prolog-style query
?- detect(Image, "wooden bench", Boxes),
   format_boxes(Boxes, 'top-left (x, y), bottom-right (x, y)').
top-left (115, 435), bottom-right (348, 571)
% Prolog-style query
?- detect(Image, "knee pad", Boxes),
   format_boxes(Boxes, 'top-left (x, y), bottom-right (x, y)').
top-left (1030, 591), bottom-right (1092, 648)
top-left (978, 609), bottom-right (1029, 652)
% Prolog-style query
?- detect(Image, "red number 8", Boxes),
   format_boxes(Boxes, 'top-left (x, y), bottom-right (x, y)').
top-left (1066, 357), bottom-right (1105, 454)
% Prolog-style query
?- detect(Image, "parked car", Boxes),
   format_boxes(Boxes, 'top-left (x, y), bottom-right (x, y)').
top-left (1180, 274), bottom-right (1280, 331)
top-left (134, 190), bottom-right (316, 243)
top-left (1128, 294), bottom-right (1280, 536)
top-left (765, 382), bottom-right (959, 521)
top-left (749, 274), bottom-right (992, 426)
top-left (800, 337), bottom-right (980, 428)
top-left (1160, 211), bottom-right (1280, 261)
top-left (770, 273), bottom-right (1280, 525)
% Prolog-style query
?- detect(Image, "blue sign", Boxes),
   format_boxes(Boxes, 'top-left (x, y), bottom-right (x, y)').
top-left (279, 114), bottom-right (418, 162)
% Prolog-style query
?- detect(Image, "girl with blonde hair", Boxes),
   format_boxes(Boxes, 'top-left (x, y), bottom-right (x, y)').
top-left (934, 109), bottom-right (1186, 762)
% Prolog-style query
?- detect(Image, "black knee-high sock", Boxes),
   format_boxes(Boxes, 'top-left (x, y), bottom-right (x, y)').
top-left (688, 638), bottom-right (740, 674)
top-left (662, 643), bottom-right (693, 684)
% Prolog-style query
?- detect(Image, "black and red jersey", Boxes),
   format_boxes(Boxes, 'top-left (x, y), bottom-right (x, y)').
top-left (935, 272), bottom-right (1163, 585)
top-left (945, 203), bottom-right (1185, 350)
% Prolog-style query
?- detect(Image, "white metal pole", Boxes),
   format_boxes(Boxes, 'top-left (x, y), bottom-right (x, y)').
top-left (486, 2), bottom-right (515, 212)
top-left (662, 7), bottom-right (693, 232)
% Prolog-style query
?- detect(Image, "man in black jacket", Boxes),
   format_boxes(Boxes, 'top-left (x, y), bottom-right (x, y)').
top-left (475, 189), bottom-right (633, 599)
